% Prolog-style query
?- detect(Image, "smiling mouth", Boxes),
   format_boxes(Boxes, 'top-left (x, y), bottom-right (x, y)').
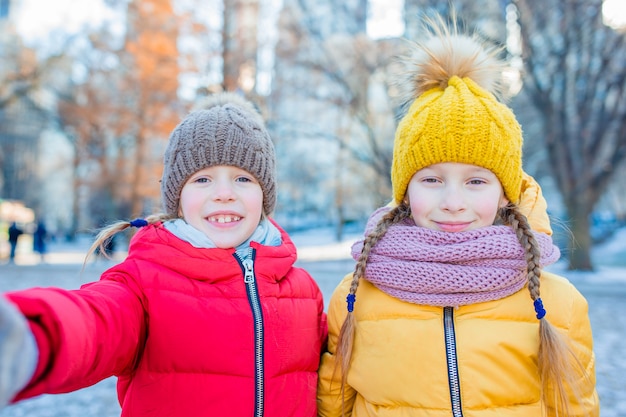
top-left (208, 215), bottom-right (242, 223)
top-left (436, 222), bottom-right (470, 232)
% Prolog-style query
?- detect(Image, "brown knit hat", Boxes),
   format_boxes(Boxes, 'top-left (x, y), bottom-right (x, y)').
top-left (161, 93), bottom-right (277, 216)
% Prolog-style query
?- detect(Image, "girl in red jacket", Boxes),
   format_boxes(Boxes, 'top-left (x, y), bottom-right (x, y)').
top-left (0, 93), bottom-right (327, 416)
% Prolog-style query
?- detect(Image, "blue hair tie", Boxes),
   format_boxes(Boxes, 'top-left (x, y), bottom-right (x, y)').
top-left (346, 294), bottom-right (356, 313)
top-left (129, 218), bottom-right (148, 228)
top-left (533, 298), bottom-right (546, 320)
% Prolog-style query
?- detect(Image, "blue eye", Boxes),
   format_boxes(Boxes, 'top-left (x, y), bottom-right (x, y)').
top-left (236, 176), bottom-right (253, 183)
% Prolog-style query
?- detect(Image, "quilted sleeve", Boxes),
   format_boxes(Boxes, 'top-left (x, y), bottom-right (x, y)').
top-left (5, 274), bottom-right (146, 401)
top-left (543, 274), bottom-right (599, 417)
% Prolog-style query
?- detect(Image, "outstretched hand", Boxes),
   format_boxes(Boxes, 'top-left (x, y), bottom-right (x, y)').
top-left (0, 296), bottom-right (38, 408)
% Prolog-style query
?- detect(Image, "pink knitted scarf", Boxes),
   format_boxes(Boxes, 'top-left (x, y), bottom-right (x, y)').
top-left (351, 207), bottom-right (561, 307)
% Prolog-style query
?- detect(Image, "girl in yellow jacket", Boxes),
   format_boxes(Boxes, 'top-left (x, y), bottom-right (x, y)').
top-left (317, 17), bottom-right (599, 417)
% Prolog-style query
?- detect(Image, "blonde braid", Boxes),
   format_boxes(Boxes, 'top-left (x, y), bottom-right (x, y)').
top-left (84, 213), bottom-right (175, 267)
top-left (334, 203), bottom-right (411, 415)
top-left (501, 205), bottom-right (591, 416)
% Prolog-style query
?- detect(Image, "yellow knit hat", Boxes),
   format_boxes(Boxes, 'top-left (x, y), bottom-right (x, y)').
top-left (391, 22), bottom-right (523, 204)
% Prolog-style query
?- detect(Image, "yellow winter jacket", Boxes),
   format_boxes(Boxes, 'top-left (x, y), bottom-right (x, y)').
top-left (317, 174), bottom-right (598, 417)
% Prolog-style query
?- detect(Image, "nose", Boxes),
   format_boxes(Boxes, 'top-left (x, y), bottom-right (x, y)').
top-left (440, 185), bottom-right (466, 212)
top-left (213, 179), bottom-right (236, 202)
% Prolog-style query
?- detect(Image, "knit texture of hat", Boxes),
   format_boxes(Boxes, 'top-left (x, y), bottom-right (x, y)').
top-left (391, 21), bottom-right (523, 204)
top-left (161, 93), bottom-right (277, 216)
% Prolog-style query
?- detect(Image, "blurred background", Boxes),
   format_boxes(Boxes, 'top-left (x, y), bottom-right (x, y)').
top-left (1, 0), bottom-right (625, 271)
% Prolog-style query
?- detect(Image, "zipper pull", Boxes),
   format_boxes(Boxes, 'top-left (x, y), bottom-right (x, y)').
top-left (242, 258), bottom-right (254, 283)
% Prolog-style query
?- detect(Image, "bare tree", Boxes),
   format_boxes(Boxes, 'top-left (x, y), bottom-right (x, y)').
top-left (514, 0), bottom-right (626, 270)
top-left (58, 65), bottom-right (128, 235)
top-left (123, 0), bottom-right (183, 217)
top-left (404, 0), bottom-right (506, 42)
top-left (56, 0), bottom-right (185, 232)
top-left (223, 0), bottom-right (259, 93)
top-left (272, 0), bottom-right (401, 237)
top-left (0, 28), bottom-right (74, 212)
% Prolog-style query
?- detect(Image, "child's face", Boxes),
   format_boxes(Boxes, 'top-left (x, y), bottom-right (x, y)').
top-left (406, 162), bottom-right (509, 232)
top-left (179, 165), bottom-right (264, 248)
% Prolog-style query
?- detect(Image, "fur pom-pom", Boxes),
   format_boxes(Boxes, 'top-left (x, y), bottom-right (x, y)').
top-left (395, 15), bottom-right (508, 116)
top-left (192, 92), bottom-right (264, 124)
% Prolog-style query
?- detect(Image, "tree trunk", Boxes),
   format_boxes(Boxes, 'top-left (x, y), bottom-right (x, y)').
top-left (514, 0), bottom-right (626, 271)
top-left (131, 128), bottom-right (147, 217)
top-left (223, 0), bottom-right (259, 92)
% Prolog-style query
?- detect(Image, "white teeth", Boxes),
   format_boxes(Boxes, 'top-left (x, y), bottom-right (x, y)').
top-left (209, 216), bottom-right (241, 223)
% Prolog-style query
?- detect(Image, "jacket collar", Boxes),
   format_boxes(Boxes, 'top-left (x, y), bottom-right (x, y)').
top-left (123, 219), bottom-right (297, 283)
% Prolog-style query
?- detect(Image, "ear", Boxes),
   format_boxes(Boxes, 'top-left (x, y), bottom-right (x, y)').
top-left (499, 195), bottom-right (510, 208)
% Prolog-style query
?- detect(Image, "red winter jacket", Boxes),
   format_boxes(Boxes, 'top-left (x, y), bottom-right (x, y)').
top-left (7, 221), bottom-right (327, 416)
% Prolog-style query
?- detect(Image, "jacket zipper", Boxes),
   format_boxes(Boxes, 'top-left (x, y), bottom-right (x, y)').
top-left (235, 248), bottom-right (265, 417)
top-left (444, 306), bottom-right (463, 417)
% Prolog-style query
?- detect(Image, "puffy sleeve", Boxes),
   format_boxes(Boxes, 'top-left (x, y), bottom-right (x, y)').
top-left (5, 271), bottom-right (147, 401)
top-left (318, 274), bottom-right (357, 417)
top-left (542, 273), bottom-right (599, 417)
top-left (561, 286), bottom-right (598, 416)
